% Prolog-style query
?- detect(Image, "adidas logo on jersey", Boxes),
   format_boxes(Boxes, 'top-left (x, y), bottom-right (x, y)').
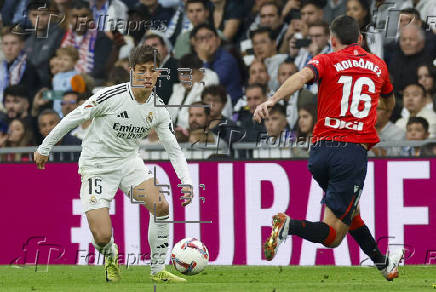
top-left (117, 111), bottom-right (129, 118)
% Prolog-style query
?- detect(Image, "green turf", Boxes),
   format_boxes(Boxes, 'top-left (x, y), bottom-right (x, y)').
top-left (0, 265), bottom-right (435, 292)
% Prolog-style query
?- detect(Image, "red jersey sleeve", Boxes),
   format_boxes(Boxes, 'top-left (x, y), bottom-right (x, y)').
top-left (305, 54), bottom-right (327, 83)
top-left (381, 66), bottom-right (394, 97)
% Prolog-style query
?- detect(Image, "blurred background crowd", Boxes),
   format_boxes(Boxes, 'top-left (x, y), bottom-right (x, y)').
top-left (0, 0), bottom-right (435, 161)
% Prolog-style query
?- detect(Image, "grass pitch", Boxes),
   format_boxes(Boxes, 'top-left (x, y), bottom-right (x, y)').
top-left (0, 265), bottom-right (434, 291)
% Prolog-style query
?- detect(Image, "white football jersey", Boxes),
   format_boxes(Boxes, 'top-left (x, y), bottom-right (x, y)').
top-left (37, 82), bottom-right (192, 185)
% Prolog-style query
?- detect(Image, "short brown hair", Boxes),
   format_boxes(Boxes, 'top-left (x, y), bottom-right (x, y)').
top-left (129, 45), bottom-right (160, 69)
top-left (201, 84), bottom-right (227, 105)
top-left (1, 26), bottom-right (24, 41)
top-left (309, 20), bottom-right (330, 36)
top-left (56, 46), bottom-right (79, 62)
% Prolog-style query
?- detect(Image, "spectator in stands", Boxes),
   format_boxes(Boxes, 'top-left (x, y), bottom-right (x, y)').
top-left (401, 117), bottom-right (429, 157)
top-left (25, 0), bottom-right (65, 88)
top-left (323, 0), bottom-right (347, 23)
top-left (372, 103), bottom-right (405, 157)
top-left (248, 60), bottom-right (270, 89)
top-left (388, 24), bottom-right (432, 106)
top-left (143, 32), bottom-right (179, 104)
top-left (1, 27), bottom-right (41, 104)
top-left (60, 0), bottom-right (114, 84)
top-left (417, 64), bottom-right (436, 112)
top-left (294, 102), bottom-right (316, 141)
top-left (61, 91), bottom-right (80, 117)
top-left (38, 109), bottom-right (81, 145)
top-left (211, 0), bottom-right (244, 41)
top-left (294, 20), bottom-right (331, 71)
top-left (52, 46), bottom-right (80, 115)
top-left (1, 0), bottom-right (29, 27)
top-left (250, 27), bottom-right (288, 91)
top-left (71, 94), bottom-right (91, 140)
top-left (376, 103), bottom-right (406, 141)
top-left (277, 60), bottom-right (316, 129)
top-left (301, 0), bottom-right (325, 26)
top-left (236, 83), bottom-right (267, 142)
top-left (258, 1), bottom-right (288, 49)
top-left (0, 118), bottom-right (35, 162)
top-left (192, 23), bottom-right (243, 104)
top-left (174, 0), bottom-right (210, 59)
top-left (396, 83), bottom-right (436, 139)
top-left (1, 85), bottom-right (32, 126)
top-left (38, 109), bottom-right (81, 161)
top-left (54, 0), bottom-right (72, 14)
top-left (201, 84), bottom-right (239, 146)
top-left (282, 0), bottom-right (302, 20)
top-left (346, 0), bottom-right (383, 57)
top-left (188, 101), bottom-right (218, 145)
top-left (90, 0), bottom-right (128, 32)
top-left (265, 104), bottom-right (289, 143)
top-left (384, 8), bottom-right (436, 66)
top-left (129, 0), bottom-right (175, 44)
top-left (167, 53), bottom-right (219, 130)
top-left (165, 0), bottom-right (192, 46)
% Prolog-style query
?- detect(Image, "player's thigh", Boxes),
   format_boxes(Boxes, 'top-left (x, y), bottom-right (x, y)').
top-left (308, 142), bottom-right (329, 192)
top-left (86, 208), bottom-right (112, 242)
top-left (119, 157), bottom-right (168, 214)
top-left (324, 143), bottom-right (367, 226)
top-left (80, 171), bottom-right (120, 241)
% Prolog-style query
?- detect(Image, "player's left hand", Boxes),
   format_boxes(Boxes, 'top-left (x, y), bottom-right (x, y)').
top-left (181, 186), bottom-right (193, 207)
top-left (253, 99), bottom-right (275, 123)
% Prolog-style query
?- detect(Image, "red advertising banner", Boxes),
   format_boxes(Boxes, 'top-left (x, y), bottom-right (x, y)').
top-left (1, 160), bottom-right (435, 266)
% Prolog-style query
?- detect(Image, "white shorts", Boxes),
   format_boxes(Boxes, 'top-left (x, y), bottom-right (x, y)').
top-left (79, 156), bottom-right (154, 212)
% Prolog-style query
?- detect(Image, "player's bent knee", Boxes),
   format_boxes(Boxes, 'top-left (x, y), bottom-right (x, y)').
top-left (91, 229), bottom-right (112, 246)
top-left (94, 234), bottom-right (112, 246)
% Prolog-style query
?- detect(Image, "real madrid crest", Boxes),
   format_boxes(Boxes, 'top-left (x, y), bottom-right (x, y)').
top-left (147, 112), bottom-right (153, 123)
top-left (90, 195), bottom-right (97, 205)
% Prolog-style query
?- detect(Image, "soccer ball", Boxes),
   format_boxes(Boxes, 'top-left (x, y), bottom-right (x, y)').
top-left (170, 238), bottom-right (209, 275)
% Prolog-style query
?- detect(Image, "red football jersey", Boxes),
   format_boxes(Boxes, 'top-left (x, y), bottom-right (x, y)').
top-left (306, 43), bottom-right (393, 147)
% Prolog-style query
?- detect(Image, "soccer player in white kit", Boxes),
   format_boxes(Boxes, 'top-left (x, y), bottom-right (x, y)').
top-left (34, 46), bottom-right (192, 283)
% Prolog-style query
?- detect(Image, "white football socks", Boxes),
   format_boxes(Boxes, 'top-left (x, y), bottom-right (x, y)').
top-left (148, 214), bottom-right (169, 274)
top-left (92, 237), bottom-right (116, 258)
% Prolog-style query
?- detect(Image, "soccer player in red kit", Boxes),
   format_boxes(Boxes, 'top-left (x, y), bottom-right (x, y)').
top-left (254, 15), bottom-right (404, 281)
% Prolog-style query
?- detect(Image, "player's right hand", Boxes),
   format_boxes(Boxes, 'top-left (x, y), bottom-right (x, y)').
top-left (34, 151), bottom-right (48, 169)
top-left (253, 99), bottom-right (275, 123)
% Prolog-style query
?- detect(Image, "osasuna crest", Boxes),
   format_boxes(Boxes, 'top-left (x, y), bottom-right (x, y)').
top-left (147, 112), bottom-right (153, 123)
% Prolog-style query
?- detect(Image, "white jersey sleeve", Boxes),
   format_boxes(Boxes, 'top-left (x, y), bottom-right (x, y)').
top-left (37, 94), bottom-right (107, 156)
top-left (155, 108), bottom-right (192, 186)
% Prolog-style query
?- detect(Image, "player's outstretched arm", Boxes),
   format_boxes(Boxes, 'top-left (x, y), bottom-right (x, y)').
top-left (35, 95), bottom-right (105, 166)
top-left (253, 67), bottom-right (314, 123)
top-left (155, 111), bottom-right (193, 206)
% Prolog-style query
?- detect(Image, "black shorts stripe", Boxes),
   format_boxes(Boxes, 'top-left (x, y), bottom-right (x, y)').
top-left (97, 89), bottom-right (127, 104)
top-left (96, 84), bottom-right (127, 101)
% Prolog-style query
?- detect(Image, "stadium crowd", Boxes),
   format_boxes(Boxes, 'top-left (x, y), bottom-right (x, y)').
top-left (0, 0), bottom-right (435, 161)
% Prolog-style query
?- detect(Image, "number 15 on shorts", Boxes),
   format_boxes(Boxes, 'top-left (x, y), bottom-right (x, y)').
top-left (88, 177), bottom-right (102, 195)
